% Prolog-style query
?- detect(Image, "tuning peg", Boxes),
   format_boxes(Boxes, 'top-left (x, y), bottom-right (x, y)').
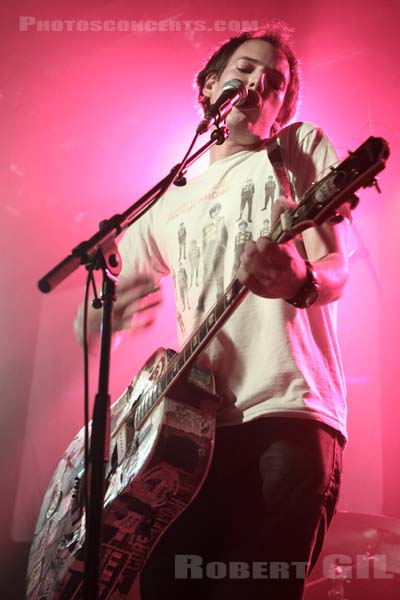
top-left (349, 194), bottom-right (359, 209)
top-left (372, 178), bottom-right (382, 193)
top-left (329, 213), bottom-right (344, 225)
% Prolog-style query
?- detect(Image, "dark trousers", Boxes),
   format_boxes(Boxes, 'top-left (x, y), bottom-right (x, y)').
top-left (140, 417), bottom-right (343, 599)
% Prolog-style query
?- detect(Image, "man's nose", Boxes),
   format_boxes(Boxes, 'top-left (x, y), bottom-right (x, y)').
top-left (248, 72), bottom-right (266, 95)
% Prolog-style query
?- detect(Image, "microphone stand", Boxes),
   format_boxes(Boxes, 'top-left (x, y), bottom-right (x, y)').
top-left (38, 125), bottom-right (228, 600)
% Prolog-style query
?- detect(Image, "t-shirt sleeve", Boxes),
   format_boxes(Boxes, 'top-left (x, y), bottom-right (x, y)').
top-left (117, 206), bottom-right (170, 286)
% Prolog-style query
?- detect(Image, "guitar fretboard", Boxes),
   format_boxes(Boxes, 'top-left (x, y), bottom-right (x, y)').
top-left (133, 277), bottom-right (247, 427)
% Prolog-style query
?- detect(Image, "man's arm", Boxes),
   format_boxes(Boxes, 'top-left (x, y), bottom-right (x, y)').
top-left (236, 217), bottom-right (349, 305)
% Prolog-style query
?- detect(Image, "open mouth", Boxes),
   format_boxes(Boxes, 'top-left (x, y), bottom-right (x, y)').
top-left (239, 90), bottom-right (262, 110)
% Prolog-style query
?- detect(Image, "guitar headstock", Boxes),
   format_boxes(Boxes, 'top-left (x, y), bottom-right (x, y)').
top-left (288, 136), bottom-right (390, 235)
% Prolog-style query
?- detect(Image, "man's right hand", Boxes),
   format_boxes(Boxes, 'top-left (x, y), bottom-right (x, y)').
top-left (73, 276), bottom-right (162, 352)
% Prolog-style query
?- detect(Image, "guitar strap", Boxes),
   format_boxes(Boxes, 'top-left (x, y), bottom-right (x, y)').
top-left (266, 136), bottom-right (353, 224)
top-left (265, 137), bottom-right (308, 255)
top-left (265, 138), bottom-right (296, 203)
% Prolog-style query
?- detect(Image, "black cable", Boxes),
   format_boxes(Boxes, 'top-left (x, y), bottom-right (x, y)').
top-left (82, 264), bottom-right (98, 516)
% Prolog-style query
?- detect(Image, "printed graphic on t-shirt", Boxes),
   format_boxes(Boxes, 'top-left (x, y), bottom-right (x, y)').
top-left (262, 175), bottom-right (277, 211)
top-left (167, 186), bottom-right (227, 223)
top-left (237, 178), bottom-right (255, 223)
top-left (168, 160), bottom-right (282, 327)
top-left (197, 202), bottom-right (228, 312)
top-left (176, 310), bottom-right (186, 337)
top-left (231, 220), bottom-right (253, 278)
top-left (260, 217), bottom-right (271, 237)
top-left (178, 222), bottom-right (187, 260)
top-left (188, 240), bottom-right (201, 288)
top-left (177, 263), bottom-right (190, 311)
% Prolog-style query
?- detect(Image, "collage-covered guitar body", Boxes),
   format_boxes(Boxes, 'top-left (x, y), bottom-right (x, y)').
top-left (27, 349), bottom-right (221, 600)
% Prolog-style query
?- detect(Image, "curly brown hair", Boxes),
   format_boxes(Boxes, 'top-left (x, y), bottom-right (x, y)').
top-left (195, 24), bottom-right (301, 136)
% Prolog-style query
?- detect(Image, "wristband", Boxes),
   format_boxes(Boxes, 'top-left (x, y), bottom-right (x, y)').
top-left (285, 260), bottom-right (319, 309)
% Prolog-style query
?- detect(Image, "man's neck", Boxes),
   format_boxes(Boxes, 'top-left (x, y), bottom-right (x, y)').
top-left (208, 132), bottom-right (267, 163)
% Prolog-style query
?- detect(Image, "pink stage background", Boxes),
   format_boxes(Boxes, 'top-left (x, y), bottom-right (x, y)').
top-left (1, 0), bottom-right (399, 597)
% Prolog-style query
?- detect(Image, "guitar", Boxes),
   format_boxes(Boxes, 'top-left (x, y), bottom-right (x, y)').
top-left (27, 136), bottom-right (389, 599)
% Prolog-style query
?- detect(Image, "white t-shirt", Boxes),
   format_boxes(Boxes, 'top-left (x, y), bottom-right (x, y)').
top-left (118, 121), bottom-right (348, 439)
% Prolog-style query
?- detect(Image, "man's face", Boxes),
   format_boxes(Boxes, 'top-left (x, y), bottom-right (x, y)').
top-left (203, 39), bottom-right (290, 143)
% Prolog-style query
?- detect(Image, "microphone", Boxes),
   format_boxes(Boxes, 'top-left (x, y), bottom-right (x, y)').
top-left (196, 79), bottom-right (248, 134)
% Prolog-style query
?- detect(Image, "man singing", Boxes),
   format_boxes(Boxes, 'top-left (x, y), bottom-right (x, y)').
top-left (75, 23), bottom-right (349, 599)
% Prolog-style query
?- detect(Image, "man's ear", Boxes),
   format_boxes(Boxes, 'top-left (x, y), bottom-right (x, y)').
top-left (202, 73), bottom-right (219, 98)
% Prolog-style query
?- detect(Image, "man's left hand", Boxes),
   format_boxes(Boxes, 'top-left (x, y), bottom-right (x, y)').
top-left (236, 237), bottom-right (307, 299)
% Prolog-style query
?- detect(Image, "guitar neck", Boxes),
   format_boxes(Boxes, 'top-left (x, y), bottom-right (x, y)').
top-left (133, 135), bottom-right (390, 428)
